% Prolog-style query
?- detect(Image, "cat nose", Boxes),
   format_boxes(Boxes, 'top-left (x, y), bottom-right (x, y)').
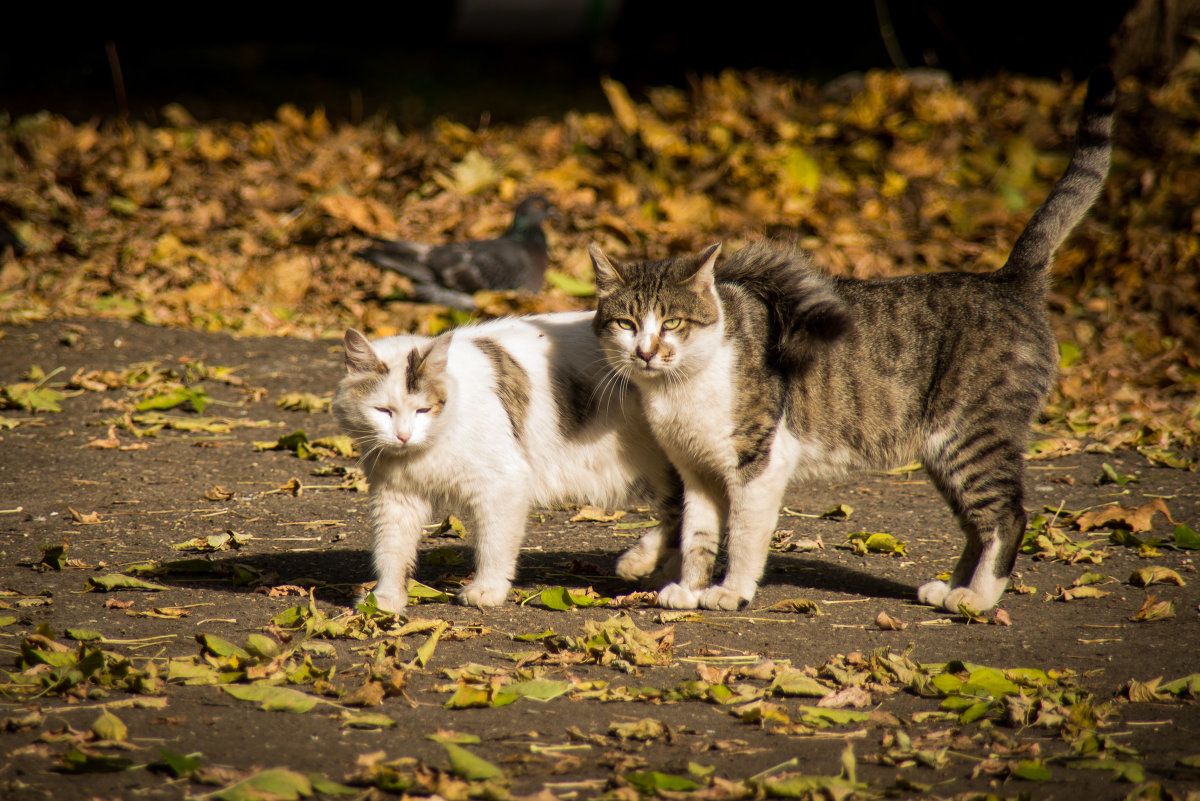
top-left (395, 431), bottom-right (410, 443)
top-left (635, 346), bottom-right (655, 364)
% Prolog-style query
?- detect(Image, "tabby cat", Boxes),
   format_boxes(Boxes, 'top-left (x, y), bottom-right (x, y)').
top-left (589, 69), bottom-right (1114, 612)
top-left (332, 313), bottom-right (680, 612)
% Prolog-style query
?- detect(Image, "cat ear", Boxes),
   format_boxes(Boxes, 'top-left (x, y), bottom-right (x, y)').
top-left (588, 244), bottom-right (625, 296)
top-left (343, 329), bottom-right (387, 375)
top-left (419, 335), bottom-right (452, 375)
top-left (680, 242), bottom-right (722, 294)
top-left (407, 335), bottom-right (451, 387)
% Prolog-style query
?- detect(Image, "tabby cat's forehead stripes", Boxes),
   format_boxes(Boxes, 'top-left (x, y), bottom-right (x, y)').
top-left (475, 338), bottom-right (532, 441)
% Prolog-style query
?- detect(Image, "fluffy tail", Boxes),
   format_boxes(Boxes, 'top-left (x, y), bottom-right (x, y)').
top-left (999, 67), bottom-right (1115, 285)
top-left (715, 240), bottom-right (852, 369)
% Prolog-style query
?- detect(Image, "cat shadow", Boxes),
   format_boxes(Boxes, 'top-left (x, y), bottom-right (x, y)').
top-left (161, 546), bottom-right (915, 607)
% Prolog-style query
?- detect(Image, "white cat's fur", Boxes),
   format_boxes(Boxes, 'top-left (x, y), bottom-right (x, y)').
top-left (332, 312), bottom-right (678, 612)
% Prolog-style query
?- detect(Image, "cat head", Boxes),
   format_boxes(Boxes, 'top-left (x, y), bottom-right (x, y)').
top-left (333, 329), bottom-right (453, 455)
top-left (589, 243), bottom-right (723, 382)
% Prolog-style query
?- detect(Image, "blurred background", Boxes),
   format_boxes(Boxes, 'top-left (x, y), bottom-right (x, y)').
top-left (0, 0), bottom-right (1170, 126)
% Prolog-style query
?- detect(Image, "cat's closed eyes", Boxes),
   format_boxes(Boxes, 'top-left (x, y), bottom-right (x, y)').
top-left (591, 69), bottom-right (1115, 614)
top-left (332, 312), bottom-right (681, 612)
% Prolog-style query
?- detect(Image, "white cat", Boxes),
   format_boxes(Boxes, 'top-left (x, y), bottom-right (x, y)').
top-left (332, 312), bottom-right (680, 612)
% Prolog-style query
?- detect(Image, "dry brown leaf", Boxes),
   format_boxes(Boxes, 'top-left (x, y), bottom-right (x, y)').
top-left (67, 507), bottom-right (101, 524)
top-left (1075, 498), bottom-right (1175, 533)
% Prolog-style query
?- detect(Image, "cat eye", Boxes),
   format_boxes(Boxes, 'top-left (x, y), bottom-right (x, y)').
top-left (661, 318), bottom-right (683, 331)
top-left (615, 319), bottom-right (637, 331)
top-left (415, 407), bottom-right (432, 415)
top-left (373, 407), bottom-right (392, 417)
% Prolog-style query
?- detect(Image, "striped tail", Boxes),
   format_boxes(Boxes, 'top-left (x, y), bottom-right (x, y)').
top-left (999, 67), bottom-right (1115, 286)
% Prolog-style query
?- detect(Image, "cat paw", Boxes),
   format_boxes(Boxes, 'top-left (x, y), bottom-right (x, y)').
top-left (917, 579), bottom-right (950, 609)
top-left (942, 587), bottom-right (997, 615)
top-left (699, 584), bottom-right (751, 611)
top-left (458, 581), bottom-right (511, 607)
top-left (615, 546), bottom-right (659, 580)
top-left (656, 582), bottom-right (700, 609)
top-left (368, 589), bottom-right (409, 614)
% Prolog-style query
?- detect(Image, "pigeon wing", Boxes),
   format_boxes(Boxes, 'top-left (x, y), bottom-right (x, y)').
top-left (355, 240), bottom-right (437, 284)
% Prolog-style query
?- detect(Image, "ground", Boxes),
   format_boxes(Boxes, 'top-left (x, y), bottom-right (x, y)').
top-left (1, 318), bottom-right (1197, 801)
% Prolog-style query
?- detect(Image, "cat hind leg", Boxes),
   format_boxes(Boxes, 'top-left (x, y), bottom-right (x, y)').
top-left (616, 503), bottom-right (682, 583)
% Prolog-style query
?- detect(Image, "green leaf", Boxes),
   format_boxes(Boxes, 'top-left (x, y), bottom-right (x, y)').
top-left (626, 771), bottom-right (699, 793)
top-left (214, 768), bottom-right (313, 801)
top-left (544, 269), bottom-right (596, 297)
top-left (1058, 340), bottom-right (1082, 368)
top-left (59, 748), bottom-right (134, 773)
top-left (412, 621), bottom-right (448, 668)
top-left (3, 382), bottom-right (66, 413)
top-left (406, 580), bottom-right (453, 603)
top-left (151, 748), bottom-right (204, 778)
top-left (341, 712), bottom-right (396, 729)
top-left (442, 742), bottom-right (504, 781)
top-left (197, 633), bottom-right (251, 659)
top-left (772, 669), bottom-right (832, 697)
top-left (90, 709), bottom-right (128, 741)
top-left (510, 678), bottom-right (571, 702)
top-left (820, 503), bottom-right (854, 520)
top-left (222, 684), bottom-right (321, 713)
top-left (312, 435), bottom-right (354, 456)
top-left (540, 586), bottom-right (608, 610)
top-left (1099, 463), bottom-right (1138, 486)
top-left (1172, 524), bottom-right (1200, 550)
top-left (65, 628), bottom-right (105, 642)
top-left (136, 386), bottom-right (212, 414)
top-left (39, 542), bottom-right (67, 570)
top-left (760, 774), bottom-right (863, 797)
top-left (87, 574), bottom-right (169, 592)
top-left (1129, 567), bottom-right (1186, 588)
top-left (1010, 759), bottom-right (1051, 781)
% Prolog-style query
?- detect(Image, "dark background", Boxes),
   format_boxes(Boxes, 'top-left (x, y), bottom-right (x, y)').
top-left (0, 2), bottom-right (1148, 127)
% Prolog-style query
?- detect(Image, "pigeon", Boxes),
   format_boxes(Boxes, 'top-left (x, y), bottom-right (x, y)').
top-left (356, 195), bottom-right (555, 310)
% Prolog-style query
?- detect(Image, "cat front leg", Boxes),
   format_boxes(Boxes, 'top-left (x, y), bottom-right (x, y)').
top-left (657, 488), bottom-right (721, 609)
top-left (699, 464), bottom-right (790, 611)
top-left (368, 484), bottom-right (432, 613)
top-left (459, 491), bottom-right (529, 607)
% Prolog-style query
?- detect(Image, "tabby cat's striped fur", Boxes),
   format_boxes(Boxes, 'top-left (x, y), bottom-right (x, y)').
top-left (590, 69), bottom-right (1115, 613)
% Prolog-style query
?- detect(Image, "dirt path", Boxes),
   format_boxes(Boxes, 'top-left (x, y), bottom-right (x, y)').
top-left (2, 318), bottom-right (1198, 800)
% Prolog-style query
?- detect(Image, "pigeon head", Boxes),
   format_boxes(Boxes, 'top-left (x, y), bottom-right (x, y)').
top-left (509, 196), bottom-right (556, 233)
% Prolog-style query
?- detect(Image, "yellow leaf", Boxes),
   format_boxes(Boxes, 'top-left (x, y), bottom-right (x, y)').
top-left (317, 194), bottom-right (396, 236)
top-left (600, 77), bottom-right (639, 135)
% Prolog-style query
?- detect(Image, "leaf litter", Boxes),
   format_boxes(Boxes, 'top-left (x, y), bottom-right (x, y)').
top-left (2, 60), bottom-right (1200, 801)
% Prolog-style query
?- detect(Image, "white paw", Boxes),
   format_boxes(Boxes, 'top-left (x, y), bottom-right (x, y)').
top-left (458, 580), bottom-right (511, 608)
top-left (657, 582), bottom-right (700, 609)
top-left (943, 587), bottom-right (994, 615)
top-left (369, 588), bottom-right (409, 613)
top-left (615, 546), bottom-right (659, 580)
top-left (917, 579), bottom-right (950, 608)
top-left (699, 584), bottom-right (751, 611)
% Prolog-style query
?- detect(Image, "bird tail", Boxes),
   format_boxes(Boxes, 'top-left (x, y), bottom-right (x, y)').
top-left (998, 67), bottom-right (1115, 287)
top-left (355, 241), bottom-right (437, 284)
